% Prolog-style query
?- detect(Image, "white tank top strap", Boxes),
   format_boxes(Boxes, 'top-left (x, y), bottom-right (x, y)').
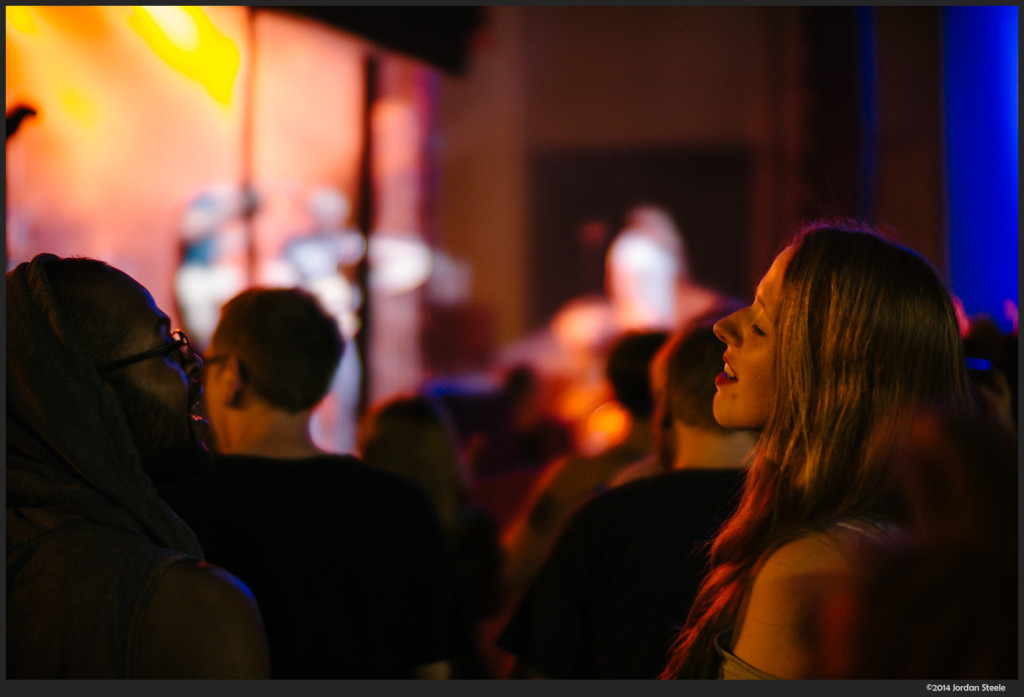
top-left (833, 517), bottom-right (902, 545)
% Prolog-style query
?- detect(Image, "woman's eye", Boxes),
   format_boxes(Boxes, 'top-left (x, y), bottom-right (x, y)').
top-left (751, 324), bottom-right (767, 337)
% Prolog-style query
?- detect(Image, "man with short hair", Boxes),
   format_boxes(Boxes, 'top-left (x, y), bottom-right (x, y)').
top-left (161, 287), bottom-right (454, 679)
top-left (499, 316), bottom-right (757, 678)
top-left (6, 254), bottom-right (271, 678)
top-left (500, 330), bottom-right (669, 595)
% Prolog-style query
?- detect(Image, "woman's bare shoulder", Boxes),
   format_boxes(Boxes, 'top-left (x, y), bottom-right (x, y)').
top-left (730, 529), bottom-right (861, 679)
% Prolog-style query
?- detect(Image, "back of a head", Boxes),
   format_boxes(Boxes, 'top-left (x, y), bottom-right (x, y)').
top-left (605, 330), bottom-right (670, 420)
top-left (663, 317), bottom-right (734, 433)
top-left (213, 287), bottom-right (343, 413)
top-left (357, 395), bottom-right (467, 532)
top-left (765, 218), bottom-right (972, 515)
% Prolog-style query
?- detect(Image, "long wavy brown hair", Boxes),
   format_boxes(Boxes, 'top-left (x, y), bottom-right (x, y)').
top-left (661, 219), bottom-right (974, 678)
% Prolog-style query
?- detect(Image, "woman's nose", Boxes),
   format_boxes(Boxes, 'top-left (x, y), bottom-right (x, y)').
top-left (713, 312), bottom-right (741, 346)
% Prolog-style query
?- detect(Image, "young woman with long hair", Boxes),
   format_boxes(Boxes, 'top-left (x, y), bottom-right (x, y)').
top-left (660, 219), bottom-right (974, 679)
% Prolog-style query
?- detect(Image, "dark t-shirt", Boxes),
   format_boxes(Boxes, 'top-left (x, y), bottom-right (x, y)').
top-left (497, 467), bottom-right (745, 679)
top-left (160, 454), bottom-right (453, 678)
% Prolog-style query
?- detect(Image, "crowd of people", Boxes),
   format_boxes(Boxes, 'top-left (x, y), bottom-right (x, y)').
top-left (6, 214), bottom-right (1018, 679)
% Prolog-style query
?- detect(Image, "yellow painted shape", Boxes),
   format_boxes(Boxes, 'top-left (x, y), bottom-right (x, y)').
top-left (6, 6), bottom-right (39, 36)
top-left (129, 6), bottom-right (239, 105)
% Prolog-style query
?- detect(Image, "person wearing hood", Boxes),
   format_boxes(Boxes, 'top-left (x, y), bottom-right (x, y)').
top-left (6, 254), bottom-right (270, 678)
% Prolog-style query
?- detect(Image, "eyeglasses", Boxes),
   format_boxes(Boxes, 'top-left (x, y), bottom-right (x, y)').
top-left (98, 329), bottom-right (199, 373)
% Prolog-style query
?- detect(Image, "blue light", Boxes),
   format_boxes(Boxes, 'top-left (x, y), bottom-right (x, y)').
top-left (943, 6), bottom-right (1018, 334)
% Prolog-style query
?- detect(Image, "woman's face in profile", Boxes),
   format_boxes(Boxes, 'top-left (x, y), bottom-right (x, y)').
top-left (710, 246), bottom-right (793, 431)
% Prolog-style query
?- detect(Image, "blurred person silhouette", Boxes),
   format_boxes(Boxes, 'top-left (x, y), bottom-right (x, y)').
top-left (602, 329), bottom-right (675, 488)
top-left (606, 205), bottom-right (723, 333)
top-left (497, 205), bottom-right (729, 447)
top-left (500, 330), bottom-right (669, 597)
top-left (499, 315), bottom-right (757, 678)
top-left (174, 184), bottom-right (258, 352)
top-left (611, 298), bottom-right (747, 488)
top-left (160, 287), bottom-right (453, 679)
top-left (463, 363), bottom-right (574, 479)
top-left (280, 186), bottom-right (366, 455)
top-left (660, 219), bottom-right (974, 679)
top-left (961, 314), bottom-right (1017, 434)
top-left (808, 408), bottom-right (1016, 679)
top-left (358, 395), bottom-right (504, 678)
top-left (460, 364), bottom-right (574, 533)
top-left (7, 254), bottom-right (270, 678)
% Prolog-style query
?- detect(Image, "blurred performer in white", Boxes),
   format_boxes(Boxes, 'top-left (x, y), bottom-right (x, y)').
top-left (605, 205), bottom-right (722, 332)
top-left (174, 184), bottom-right (258, 352)
top-left (500, 205), bottom-right (730, 452)
top-left (281, 187), bottom-right (366, 455)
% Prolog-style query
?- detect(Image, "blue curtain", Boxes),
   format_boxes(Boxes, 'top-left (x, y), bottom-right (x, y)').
top-left (943, 6), bottom-right (1018, 332)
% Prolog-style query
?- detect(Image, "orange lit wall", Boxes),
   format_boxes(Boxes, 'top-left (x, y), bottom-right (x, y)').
top-left (6, 6), bottom-right (365, 331)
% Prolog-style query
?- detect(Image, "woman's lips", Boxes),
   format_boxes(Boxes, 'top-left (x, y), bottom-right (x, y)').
top-left (715, 357), bottom-right (737, 387)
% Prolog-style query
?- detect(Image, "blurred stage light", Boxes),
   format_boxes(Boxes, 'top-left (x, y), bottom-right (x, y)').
top-left (128, 6), bottom-right (239, 105)
top-left (58, 88), bottom-right (97, 128)
top-left (6, 6), bottom-right (38, 36)
top-left (140, 6), bottom-right (200, 51)
top-left (580, 401), bottom-right (631, 457)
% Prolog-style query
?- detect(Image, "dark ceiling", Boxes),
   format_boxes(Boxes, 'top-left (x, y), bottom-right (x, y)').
top-left (266, 6), bottom-right (487, 75)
